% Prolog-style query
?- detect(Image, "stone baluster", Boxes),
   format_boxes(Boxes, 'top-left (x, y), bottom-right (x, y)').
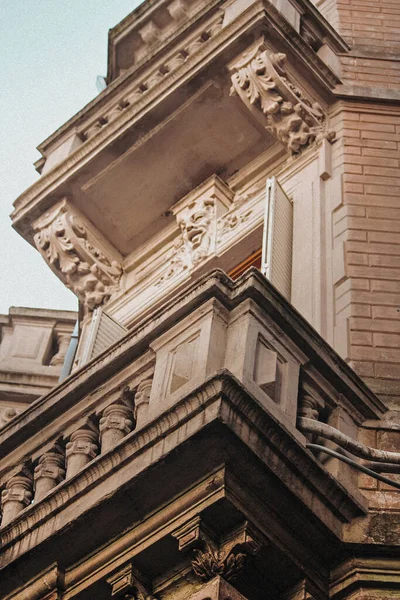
top-left (65, 425), bottom-right (99, 478)
top-left (100, 403), bottom-right (133, 453)
top-left (1, 467), bottom-right (33, 526)
top-left (135, 378), bottom-right (153, 427)
top-left (50, 333), bottom-right (71, 366)
top-left (298, 394), bottom-right (320, 442)
top-left (298, 394), bottom-right (320, 421)
top-left (34, 448), bottom-right (65, 502)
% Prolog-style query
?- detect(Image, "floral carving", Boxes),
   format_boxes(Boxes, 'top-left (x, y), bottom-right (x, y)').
top-left (230, 45), bottom-right (335, 154)
top-left (33, 200), bottom-right (122, 310)
top-left (192, 543), bottom-right (246, 582)
top-left (217, 197), bottom-right (253, 241)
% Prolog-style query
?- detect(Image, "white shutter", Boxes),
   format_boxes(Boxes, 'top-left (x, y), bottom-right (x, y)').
top-left (79, 308), bottom-right (127, 365)
top-left (261, 177), bottom-right (293, 300)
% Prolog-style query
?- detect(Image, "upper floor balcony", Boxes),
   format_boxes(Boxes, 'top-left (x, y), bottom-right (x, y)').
top-left (9, 0), bottom-right (347, 342)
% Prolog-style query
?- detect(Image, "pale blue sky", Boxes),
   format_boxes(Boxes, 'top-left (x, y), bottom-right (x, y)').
top-left (0, 1), bottom-right (142, 314)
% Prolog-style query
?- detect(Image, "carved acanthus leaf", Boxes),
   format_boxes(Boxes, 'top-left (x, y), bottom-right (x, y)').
top-left (33, 200), bottom-right (122, 310)
top-left (230, 44), bottom-right (334, 154)
top-left (192, 543), bottom-right (246, 582)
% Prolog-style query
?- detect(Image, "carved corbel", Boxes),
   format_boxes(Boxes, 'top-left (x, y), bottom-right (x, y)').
top-left (157, 175), bottom-right (234, 285)
top-left (33, 199), bottom-right (122, 311)
top-left (107, 563), bottom-right (156, 600)
top-left (229, 40), bottom-right (335, 155)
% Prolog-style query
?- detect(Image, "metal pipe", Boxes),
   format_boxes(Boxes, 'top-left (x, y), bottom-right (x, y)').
top-left (59, 321), bottom-right (79, 383)
top-left (306, 443), bottom-right (400, 491)
top-left (298, 417), bottom-right (400, 464)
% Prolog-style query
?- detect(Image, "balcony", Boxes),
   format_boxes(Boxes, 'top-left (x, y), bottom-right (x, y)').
top-left (0, 270), bottom-right (385, 599)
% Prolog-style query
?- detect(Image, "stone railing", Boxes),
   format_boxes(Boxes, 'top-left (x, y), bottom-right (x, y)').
top-left (0, 270), bottom-right (385, 570)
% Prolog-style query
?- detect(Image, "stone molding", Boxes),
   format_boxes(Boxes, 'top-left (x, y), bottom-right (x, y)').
top-left (0, 373), bottom-right (367, 572)
top-left (229, 39), bottom-right (335, 154)
top-left (0, 270), bottom-right (385, 458)
top-left (1, 564), bottom-right (64, 600)
top-left (33, 199), bottom-right (122, 310)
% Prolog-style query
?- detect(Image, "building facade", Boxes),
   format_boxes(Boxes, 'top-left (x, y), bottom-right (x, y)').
top-left (1, 0), bottom-right (400, 598)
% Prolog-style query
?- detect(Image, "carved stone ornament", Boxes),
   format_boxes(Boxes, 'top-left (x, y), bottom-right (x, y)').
top-left (178, 198), bottom-right (216, 265)
top-left (192, 543), bottom-right (246, 582)
top-left (156, 176), bottom-right (234, 286)
top-left (230, 41), bottom-right (335, 154)
top-left (33, 200), bottom-right (122, 310)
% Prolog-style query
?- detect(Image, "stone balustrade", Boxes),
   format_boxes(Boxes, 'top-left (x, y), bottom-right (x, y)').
top-left (0, 270), bottom-right (385, 564)
top-left (0, 386), bottom-right (140, 528)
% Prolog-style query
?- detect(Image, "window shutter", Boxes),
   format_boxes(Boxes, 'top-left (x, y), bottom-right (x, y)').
top-left (79, 308), bottom-right (127, 365)
top-left (261, 177), bottom-right (293, 300)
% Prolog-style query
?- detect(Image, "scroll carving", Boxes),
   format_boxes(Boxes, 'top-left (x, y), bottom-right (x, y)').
top-left (33, 200), bottom-right (122, 310)
top-left (230, 43), bottom-right (335, 154)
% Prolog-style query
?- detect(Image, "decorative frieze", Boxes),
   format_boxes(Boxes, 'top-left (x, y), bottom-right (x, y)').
top-left (34, 448), bottom-right (65, 501)
top-left (80, 13), bottom-right (224, 141)
top-left (1, 466), bottom-right (33, 525)
top-left (229, 40), bottom-right (335, 154)
top-left (33, 200), bottom-right (122, 311)
top-left (65, 424), bottom-right (99, 478)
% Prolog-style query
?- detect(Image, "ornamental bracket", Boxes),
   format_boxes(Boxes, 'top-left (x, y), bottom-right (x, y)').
top-left (229, 39), bottom-right (335, 155)
top-left (33, 199), bottom-right (122, 311)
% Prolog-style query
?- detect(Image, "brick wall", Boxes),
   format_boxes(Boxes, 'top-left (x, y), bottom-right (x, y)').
top-left (331, 102), bottom-right (400, 408)
top-left (314, 0), bottom-right (400, 89)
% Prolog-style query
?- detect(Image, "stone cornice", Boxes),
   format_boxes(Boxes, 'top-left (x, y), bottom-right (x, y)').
top-left (11, 1), bottom-right (343, 240)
